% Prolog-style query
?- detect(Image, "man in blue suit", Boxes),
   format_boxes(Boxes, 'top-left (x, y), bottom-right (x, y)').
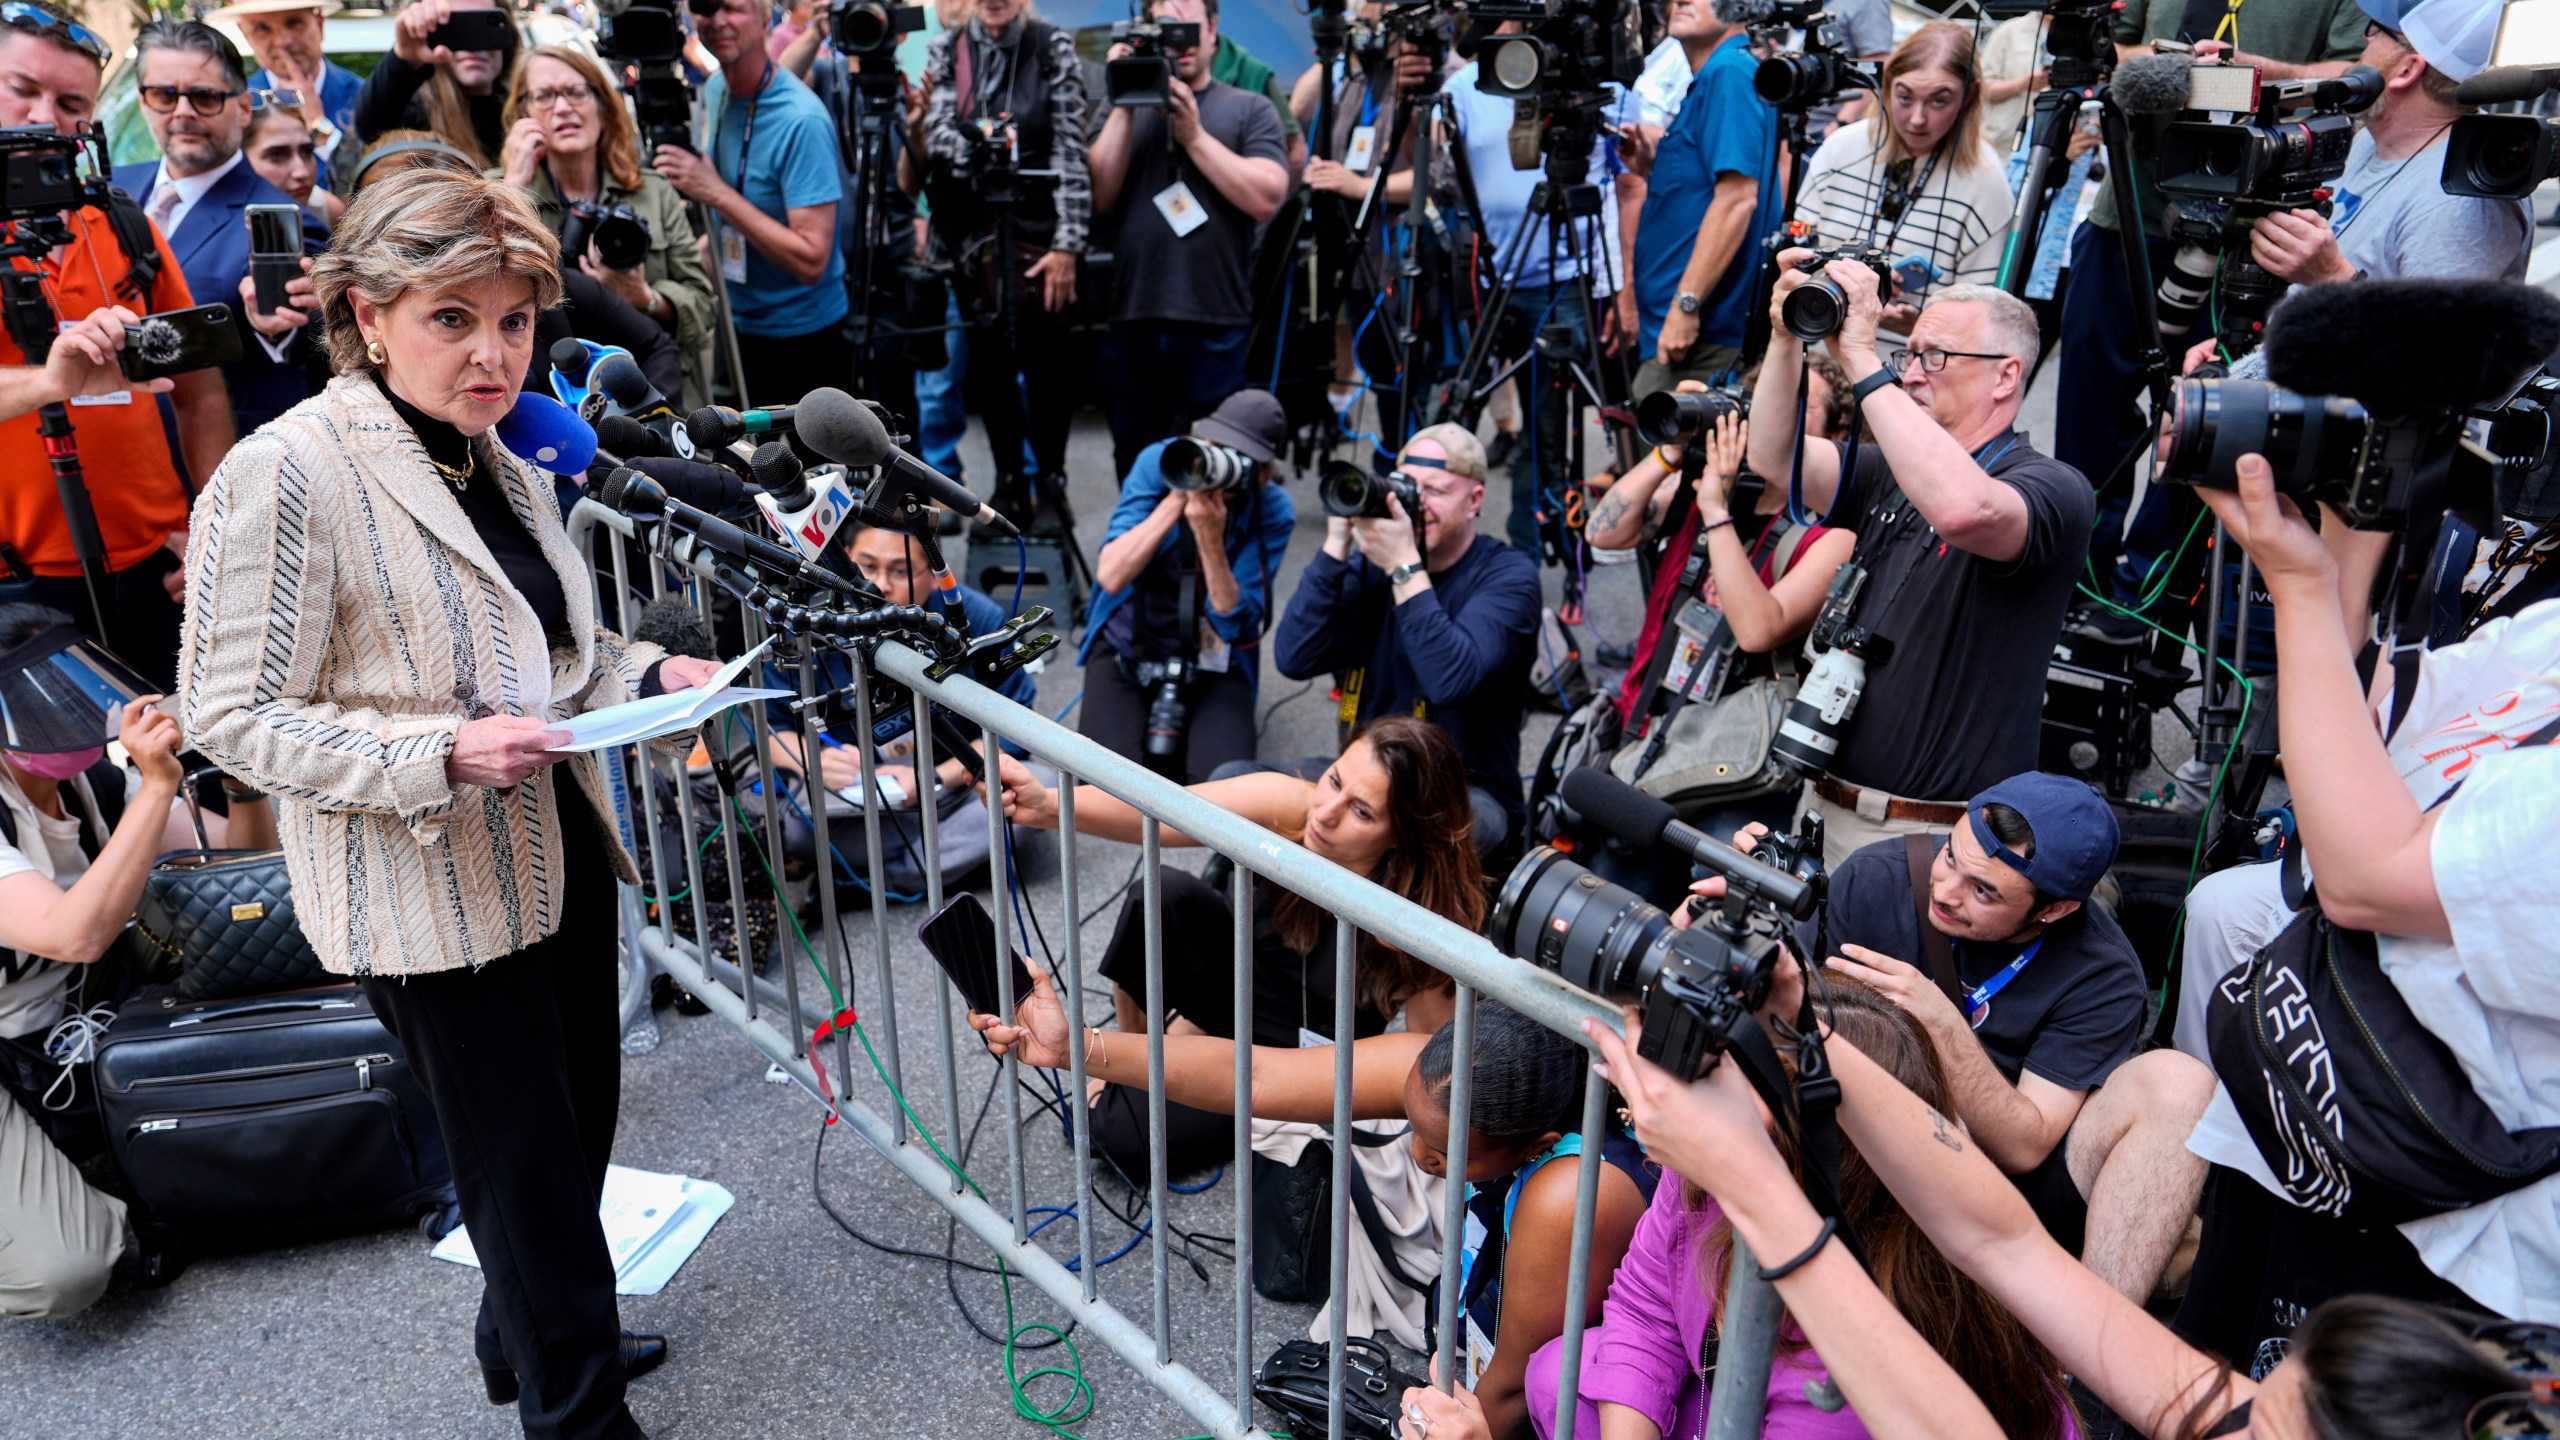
top-left (213, 0), bottom-right (365, 193)
top-left (114, 20), bottom-right (328, 438)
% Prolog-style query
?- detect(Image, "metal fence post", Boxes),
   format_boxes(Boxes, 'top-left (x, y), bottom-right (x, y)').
top-left (1326, 918), bottom-right (1356, 1440)
top-left (1141, 820), bottom-right (1172, 1366)
top-left (851, 661), bottom-right (906, 1143)
top-left (1232, 860), bottom-right (1255, 1427)
top-left (916, 690), bottom-right (965, 1197)
top-left (1551, 1071), bottom-right (1610, 1440)
top-left (989, 719), bottom-right (1028, 1242)
top-left (1436, 983), bottom-right (1476, 1394)
top-left (1706, 1248), bottom-right (1784, 1440)
top-left (1059, 779), bottom-right (1098, 1297)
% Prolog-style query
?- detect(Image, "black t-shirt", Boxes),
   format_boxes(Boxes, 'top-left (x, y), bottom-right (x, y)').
top-left (1105, 80), bottom-right (1289, 326)
top-left (1822, 431), bottom-right (2092, 802)
top-left (1803, 835), bottom-right (2146, 1092)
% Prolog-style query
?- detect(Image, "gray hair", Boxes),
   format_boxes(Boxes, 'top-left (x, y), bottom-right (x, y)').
top-left (308, 167), bottom-right (561, 374)
top-left (134, 19), bottom-right (248, 89)
top-left (1926, 284), bottom-right (2041, 374)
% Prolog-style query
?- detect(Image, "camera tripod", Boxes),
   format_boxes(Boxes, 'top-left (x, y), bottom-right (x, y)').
top-left (1429, 97), bottom-right (1636, 595)
top-left (0, 216), bottom-right (112, 639)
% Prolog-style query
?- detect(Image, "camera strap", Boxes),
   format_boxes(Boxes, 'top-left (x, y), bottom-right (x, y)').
top-left (93, 192), bottom-right (163, 307)
top-left (1723, 1005), bottom-right (1856, 1259)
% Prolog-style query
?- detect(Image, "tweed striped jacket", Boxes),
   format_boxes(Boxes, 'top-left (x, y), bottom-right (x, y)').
top-left (178, 375), bottom-right (661, 978)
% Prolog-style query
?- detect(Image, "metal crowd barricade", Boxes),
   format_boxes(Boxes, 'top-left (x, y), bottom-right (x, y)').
top-left (565, 499), bottom-right (1784, 1440)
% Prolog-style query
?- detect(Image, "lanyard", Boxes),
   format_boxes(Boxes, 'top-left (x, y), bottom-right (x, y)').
top-left (1871, 149), bottom-right (1939, 254)
top-left (720, 65), bottom-right (773, 181)
top-left (2213, 0), bottom-right (2244, 44)
top-left (1961, 935), bottom-right (2043, 1028)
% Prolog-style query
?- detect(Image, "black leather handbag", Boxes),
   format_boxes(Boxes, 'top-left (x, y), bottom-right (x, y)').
top-left (1253, 1336), bottom-right (1423, 1440)
top-left (133, 849), bottom-right (328, 1001)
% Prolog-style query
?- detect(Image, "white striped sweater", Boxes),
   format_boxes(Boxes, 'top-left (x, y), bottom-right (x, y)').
top-left (178, 375), bottom-right (661, 977)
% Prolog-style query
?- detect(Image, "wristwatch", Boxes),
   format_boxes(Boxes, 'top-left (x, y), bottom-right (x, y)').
top-left (1850, 366), bottom-right (1899, 406)
top-left (1674, 291), bottom-right (1703, 316)
top-left (1387, 561), bottom-right (1423, 587)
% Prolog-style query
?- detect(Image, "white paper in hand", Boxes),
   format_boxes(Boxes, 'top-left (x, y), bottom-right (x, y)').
top-left (545, 639), bottom-right (792, 752)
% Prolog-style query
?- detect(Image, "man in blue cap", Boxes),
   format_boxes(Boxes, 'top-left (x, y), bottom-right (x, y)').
top-left (1789, 771), bottom-right (2217, 1304)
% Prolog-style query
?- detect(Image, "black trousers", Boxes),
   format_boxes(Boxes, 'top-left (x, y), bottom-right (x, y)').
top-left (737, 323), bottom-right (855, 413)
top-left (964, 297), bottom-right (1076, 485)
top-left (1079, 643), bottom-right (1259, 784)
top-left (363, 783), bottom-right (640, 1440)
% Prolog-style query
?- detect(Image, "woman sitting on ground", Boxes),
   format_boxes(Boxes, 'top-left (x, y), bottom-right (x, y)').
top-left (989, 715), bottom-right (1482, 1174)
top-left (976, 992), bottom-right (1650, 1440)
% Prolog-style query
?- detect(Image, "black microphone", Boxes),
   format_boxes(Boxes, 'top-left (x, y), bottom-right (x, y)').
top-left (590, 352), bottom-right (663, 414)
top-left (2455, 65), bottom-right (2560, 107)
top-left (600, 464), bottom-right (862, 596)
top-left (596, 413), bottom-right (669, 462)
top-left (794, 387), bottom-right (1018, 535)
top-left (1560, 769), bottom-right (1818, 920)
top-left (549, 336), bottom-right (594, 386)
top-left (687, 402), bottom-right (800, 450)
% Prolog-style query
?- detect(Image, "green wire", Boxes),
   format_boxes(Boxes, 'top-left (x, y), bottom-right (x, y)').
top-left (638, 822), bottom-right (726, 907)
top-left (717, 792), bottom-right (1100, 1439)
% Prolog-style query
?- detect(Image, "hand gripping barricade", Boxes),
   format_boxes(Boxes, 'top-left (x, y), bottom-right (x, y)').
top-left (565, 495), bottom-right (1799, 1440)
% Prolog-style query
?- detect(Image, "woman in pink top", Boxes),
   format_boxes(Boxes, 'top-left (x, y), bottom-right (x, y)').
top-left (1512, 980), bottom-right (2080, 1440)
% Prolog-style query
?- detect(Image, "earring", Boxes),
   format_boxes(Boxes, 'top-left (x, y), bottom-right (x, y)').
top-left (365, 337), bottom-right (385, 366)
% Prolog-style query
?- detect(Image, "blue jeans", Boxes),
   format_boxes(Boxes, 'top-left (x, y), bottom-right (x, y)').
top-left (913, 292), bottom-right (971, 478)
top-left (1105, 320), bottom-right (1251, 482)
top-left (1498, 281), bottom-right (1595, 560)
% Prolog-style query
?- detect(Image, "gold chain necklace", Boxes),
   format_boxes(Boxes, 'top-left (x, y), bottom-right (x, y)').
top-left (429, 446), bottom-right (475, 495)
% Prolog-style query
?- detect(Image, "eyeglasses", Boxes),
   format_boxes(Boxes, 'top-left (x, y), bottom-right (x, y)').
top-left (139, 84), bottom-right (245, 116)
top-left (2469, 1323), bottom-right (2560, 1438)
top-left (0, 1), bottom-right (105, 61)
top-left (2364, 18), bottom-right (2410, 44)
top-left (525, 83), bottom-right (597, 110)
top-left (1888, 347), bottom-right (2009, 377)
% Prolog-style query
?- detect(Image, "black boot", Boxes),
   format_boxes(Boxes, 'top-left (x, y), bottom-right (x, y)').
top-left (480, 1330), bottom-right (670, 1405)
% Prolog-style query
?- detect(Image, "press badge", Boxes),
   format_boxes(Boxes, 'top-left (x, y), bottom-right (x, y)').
top-left (1153, 180), bottom-right (1209, 237)
top-left (719, 226), bottom-right (749, 283)
top-left (1658, 598), bottom-right (1728, 701)
top-left (1196, 617), bottom-right (1232, 674)
top-left (1459, 1207), bottom-right (1496, 1386)
top-left (1343, 124), bottom-right (1377, 173)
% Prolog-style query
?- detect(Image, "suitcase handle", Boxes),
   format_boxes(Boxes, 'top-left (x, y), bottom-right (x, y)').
top-left (168, 997), bottom-right (359, 1027)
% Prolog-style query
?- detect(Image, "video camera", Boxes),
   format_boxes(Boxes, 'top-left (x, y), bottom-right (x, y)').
top-left (1318, 461), bottom-right (1424, 523)
top-left (0, 124), bottom-right (109, 228)
top-left (1750, 0), bottom-right (1878, 112)
top-left (1108, 18), bottom-right (1203, 108)
top-left (1348, 0), bottom-right (1459, 86)
top-left (1161, 437), bottom-right (1259, 492)
top-left (833, 0), bottom-right (924, 54)
top-left (2435, 0), bottom-right (2560, 200)
top-left (2152, 64), bottom-right (2381, 350)
top-left (2156, 278), bottom-right (2560, 531)
top-left (598, 5), bottom-right (696, 155)
top-left (1471, 0), bottom-right (1641, 104)
top-left (1493, 779), bottom-right (1824, 1078)
top-left (1770, 562), bottom-right (1890, 778)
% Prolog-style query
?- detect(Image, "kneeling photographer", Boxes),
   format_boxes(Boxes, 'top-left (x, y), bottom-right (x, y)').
top-left (0, 608), bottom-right (274, 1319)
top-left (2164, 278), bottom-right (2560, 1334)
top-left (1581, 381), bottom-right (1854, 899)
top-left (1082, 390), bottom-right (1294, 783)
top-left (1746, 266), bottom-right (2090, 869)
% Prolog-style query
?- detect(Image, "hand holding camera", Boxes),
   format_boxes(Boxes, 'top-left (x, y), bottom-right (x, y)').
top-left (2248, 208), bottom-right (2353, 288)
top-left (1350, 493), bottom-right (1425, 575)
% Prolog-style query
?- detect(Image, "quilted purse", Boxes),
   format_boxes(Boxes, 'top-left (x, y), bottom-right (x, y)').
top-left (134, 850), bottom-right (328, 1000)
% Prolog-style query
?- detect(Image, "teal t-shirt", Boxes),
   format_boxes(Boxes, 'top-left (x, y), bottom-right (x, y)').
top-left (701, 65), bottom-right (849, 336)
top-left (1631, 32), bottom-right (1781, 357)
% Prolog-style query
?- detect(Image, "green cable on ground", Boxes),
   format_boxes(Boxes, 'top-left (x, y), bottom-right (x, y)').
top-left (637, 822), bottom-right (726, 907)
top-left (719, 794), bottom-right (1101, 1439)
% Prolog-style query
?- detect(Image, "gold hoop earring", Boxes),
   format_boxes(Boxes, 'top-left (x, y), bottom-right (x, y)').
top-left (365, 337), bottom-right (385, 367)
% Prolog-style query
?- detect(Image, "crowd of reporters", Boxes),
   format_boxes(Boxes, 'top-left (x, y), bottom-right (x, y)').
top-left (0, 0), bottom-right (2556, 1438)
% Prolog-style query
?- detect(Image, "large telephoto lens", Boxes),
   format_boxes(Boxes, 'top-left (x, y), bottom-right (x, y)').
top-left (1490, 849), bottom-right (1679, 1003)
top-left (1635, 388), bottom-right (1748, 447)
top-left (2162, 376), bottom-right (2371, 495)
top-left (1161, 437), bottom-right (1253, 492)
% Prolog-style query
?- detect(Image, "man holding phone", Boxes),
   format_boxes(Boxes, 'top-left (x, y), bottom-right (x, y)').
top-left (113, 20), bottom-right (329, 438)
top-left (0, 3), bottom-right (233, 691)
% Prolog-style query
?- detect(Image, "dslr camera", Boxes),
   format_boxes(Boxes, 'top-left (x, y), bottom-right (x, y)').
top-left (1129, 657), bottom-right (1197, 759)
top-left (1781, 245), bottom-right (1896, 344)
top-left (1635, 385), bottom-right (1749, 447)
top-left (1318, 461), bottom-right (1424, 523)
top-left (1160, 437), bottom-right (1259, 492)
top-left (2152, 64), bottom-right (2381, 349)
top-left (1108, 18), bottom-right (1203, 108)
top-left (1770, 562), bottom-right (1890, 778)
top-left (561, 199), bottom-right (651, 271)
top-left (1751, 0), bottom-right (1879, 112)
top-left (598, 5), bottom-right (697, 155)
top-left (1492, 814), bottom-right (1824, 1078)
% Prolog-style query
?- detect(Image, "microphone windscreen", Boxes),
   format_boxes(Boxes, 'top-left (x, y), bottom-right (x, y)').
top-left (2110, 52), bottom-right (2193, 115)
top-left (596, 413), bottom-right (667, 462)
top-left (2456, 65), bottom-right (2554, 106)
top-left (1560, 767), bottom-right (1676, 850)
top-left (631, 454), bottom-right (750, 514)
top-left (794, 387), bottom-right (890, 467)
top-left (598, 465), bottom-right (644, 514)
top-left (548, 336), bottom-right (592, 383)
top-left (687, 405), bottom-right (742, 449)
top-left (590, 351), bottom-right (656, 410)
top-left (750, 439), bottom-right (810, 505)
top-left (494, 392), bottom-right (597, 475)
top-left (2264, 280), bottom-right (2560, 416)
top-left (635, 593), bottom-right (717, 660)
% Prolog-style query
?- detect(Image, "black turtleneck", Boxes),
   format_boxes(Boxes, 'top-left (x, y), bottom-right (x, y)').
top-left (376, 376), bottom-right (568, 638)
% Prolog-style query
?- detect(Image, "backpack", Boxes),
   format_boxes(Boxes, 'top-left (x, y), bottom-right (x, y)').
top-left (1525, 606), bottom-right (1594, 714)
top-left (1523, 690), bottom-right (1622, 847)
top-left (99, 188), bottom-right (164, 306)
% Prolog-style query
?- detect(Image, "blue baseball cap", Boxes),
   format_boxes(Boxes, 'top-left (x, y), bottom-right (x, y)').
top-left (2358, 0), bottom-right (2503, 82)
top-left (1966, 773), bottom-right (2119, 903)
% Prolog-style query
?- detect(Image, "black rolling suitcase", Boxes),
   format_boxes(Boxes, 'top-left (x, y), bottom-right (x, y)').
top-left (94, 983), bottom-right (456, 1255)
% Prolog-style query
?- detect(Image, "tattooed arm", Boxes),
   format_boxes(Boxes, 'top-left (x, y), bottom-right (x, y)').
top-left (1585, 446), bottom-right (1686, 550)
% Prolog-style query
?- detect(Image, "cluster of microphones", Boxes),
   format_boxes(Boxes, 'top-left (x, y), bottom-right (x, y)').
top-left (492, 335), bottom-right (1017, 604)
